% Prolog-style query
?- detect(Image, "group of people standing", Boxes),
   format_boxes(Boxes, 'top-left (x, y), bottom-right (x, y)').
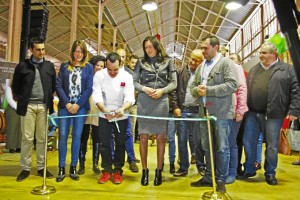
top-left (10, 33), bottom-right (300, 194)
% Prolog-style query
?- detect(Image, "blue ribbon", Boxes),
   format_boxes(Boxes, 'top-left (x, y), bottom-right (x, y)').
top-left (49, 113), bottom-right (217, 127)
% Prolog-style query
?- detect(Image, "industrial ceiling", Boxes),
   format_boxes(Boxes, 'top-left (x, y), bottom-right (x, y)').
top-left (0, 0), bottom-right (264, 67)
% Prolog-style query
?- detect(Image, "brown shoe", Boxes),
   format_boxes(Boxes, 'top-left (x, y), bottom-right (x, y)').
top-left (173, 169), bottom-right (188, 177)
top-left (135, 158), bottom-right (141, 163)
top-left (129, 162), bottom-right (139, 172)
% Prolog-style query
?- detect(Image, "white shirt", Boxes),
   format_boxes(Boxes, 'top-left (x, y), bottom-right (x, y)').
top-left (5, 86), bottom-right (17, 110)
top-left (92, 68), bottom-right (135, 121)
top-left (260, 58), bottom-right (279, 70)
top-left (200, 53), bottom-right (222, 105)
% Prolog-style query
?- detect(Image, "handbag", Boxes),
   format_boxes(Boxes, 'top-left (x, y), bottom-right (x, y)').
top-left (288, 120), bottom-right (300, 151)
top-left (278, 128), bottom-right (291, 155)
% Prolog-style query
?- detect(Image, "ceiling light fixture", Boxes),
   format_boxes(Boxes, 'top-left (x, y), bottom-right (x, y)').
top-left (225, 0), bottom-right (249, 10)
top-left (142, 0), bottom-right (158, 11)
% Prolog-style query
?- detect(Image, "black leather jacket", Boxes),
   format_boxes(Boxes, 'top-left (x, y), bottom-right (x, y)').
top-left (170, 65), bottom-right (196, 111)
top-left (133, 58), bottom-right (177, 94)
top-left (12, 58), bottom-right (56, 116)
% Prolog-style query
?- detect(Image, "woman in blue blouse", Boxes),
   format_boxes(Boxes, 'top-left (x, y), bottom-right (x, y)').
top-left (55, 40), bottom-right (93, 182)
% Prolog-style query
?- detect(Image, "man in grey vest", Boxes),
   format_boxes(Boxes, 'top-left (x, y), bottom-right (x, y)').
top-left (13, 38), bottom-right (56, 182)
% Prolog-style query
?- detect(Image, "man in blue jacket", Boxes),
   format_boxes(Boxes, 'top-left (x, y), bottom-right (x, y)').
top-left (12, 38), bottom-right (56, 182)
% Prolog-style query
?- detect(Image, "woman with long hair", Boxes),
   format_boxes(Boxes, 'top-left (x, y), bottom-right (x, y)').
top-left (56, 40), bottom-right (93, 182)
top-left (133, 36), bottom-right (177, 186)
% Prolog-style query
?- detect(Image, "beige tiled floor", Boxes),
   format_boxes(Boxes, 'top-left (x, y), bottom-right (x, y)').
top-left (0, 141), bottom-right (300, 200)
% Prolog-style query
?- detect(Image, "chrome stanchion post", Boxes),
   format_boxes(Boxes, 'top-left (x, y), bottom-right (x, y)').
top-left (32, 114), bottom-right (56, 195)
top-left (202, 111), bottom-right (227, 200)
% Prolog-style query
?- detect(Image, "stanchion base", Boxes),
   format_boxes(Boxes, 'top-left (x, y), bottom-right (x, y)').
top-left (202, 191), bottom-right (228, 200)
top-left (31, 185), bottom-right (56, 195)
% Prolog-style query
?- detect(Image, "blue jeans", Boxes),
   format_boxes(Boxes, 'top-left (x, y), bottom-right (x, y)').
top-left (243, 111), bottom-right (283, 175)
top-left (176, 110), bottom-right (205, 171)
top-left (256, 133), bottom-right (263, 163)
top-left (189, 131), bottom-right (195, 155)
top-left (126, 117), bottom-right (136, 162)
top-left (201, 119), bottom-right (231, 183)
top-left (228, 120), bottom-right (242, 177)
top-left (58, 107), bottom-right (87, 167)
top-left (168, 112), bottom-right (176, 164)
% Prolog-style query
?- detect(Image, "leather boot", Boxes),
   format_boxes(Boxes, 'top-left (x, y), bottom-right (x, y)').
top-left (93, 143), bottom-right (100, 174)
top-left (56, 167), bottom-right (65, 182)
top-left (78, 143), bottom-right (86, 175)
top-left (141, 168), bottom-right (149, 186)
top-left (154, 169), bottom-right (162, 186)
top-left (70, 166), bottom-right (79, 181)
top-left (169, 162), bottom-right (175, 174)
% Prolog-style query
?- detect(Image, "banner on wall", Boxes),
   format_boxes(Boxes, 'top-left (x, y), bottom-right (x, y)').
top-left (0, 61), bottom-right (16, 109)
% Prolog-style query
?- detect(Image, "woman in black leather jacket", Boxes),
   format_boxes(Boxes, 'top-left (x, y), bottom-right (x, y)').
top-left (133, 36), bottom-right (177, 186)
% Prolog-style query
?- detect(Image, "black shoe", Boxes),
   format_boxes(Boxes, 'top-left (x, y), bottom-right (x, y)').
top-left (237, 164), bottom-right (243, 176)
top-left (37, 169), bottom-right (54, 179)
top-left (9, 149), bottom-right (15, 153)
top-left (216, 181), bottom-right (226, 193)
top-left (198, 167), bottom-right (205, 176)
top-left (16, 170), bottom-right (30, 182)
top-left (93, 164), bottom-right (100, 174)
top-left (237, 171), bottom-right (256, 180)
top-left (56, 167), bottom-right (65, 182)
top-left (15, 148), bottom-right (21, 153)
top-left (154, 169), bottom-right (162, 186)
top-left (169, 162), bottom-right (175, 174)
top-left (70, 166), bottom-right (79, 181)
top-left (92, 143), bottom-right (100, 174)
top-left (190, 178), bottom-right (212, 187)
top-left (265, 175), bottom-right (278, 186)
top-left (255, 162), bottom-right (262, 170)
top-left (141, 168), bottom-right (149, 186)
top-left (292, 160), bottom-right (300, 165)
top-left (78, 165), bottom-right (85, 175)
top-left (173, 169), bottom-right (188, 177)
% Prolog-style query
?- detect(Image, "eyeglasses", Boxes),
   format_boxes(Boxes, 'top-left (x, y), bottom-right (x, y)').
top-left (74, 50), bottom-right (83, 54)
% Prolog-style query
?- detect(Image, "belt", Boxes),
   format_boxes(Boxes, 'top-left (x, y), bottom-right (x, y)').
top-left (182, 106), bottom-right (199, 113)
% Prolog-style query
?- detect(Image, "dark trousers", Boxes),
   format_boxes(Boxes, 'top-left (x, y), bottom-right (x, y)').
top-left (81, 124), bottom-right (100, 150)
top-left (98, 117), bottom-right (127, 173)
